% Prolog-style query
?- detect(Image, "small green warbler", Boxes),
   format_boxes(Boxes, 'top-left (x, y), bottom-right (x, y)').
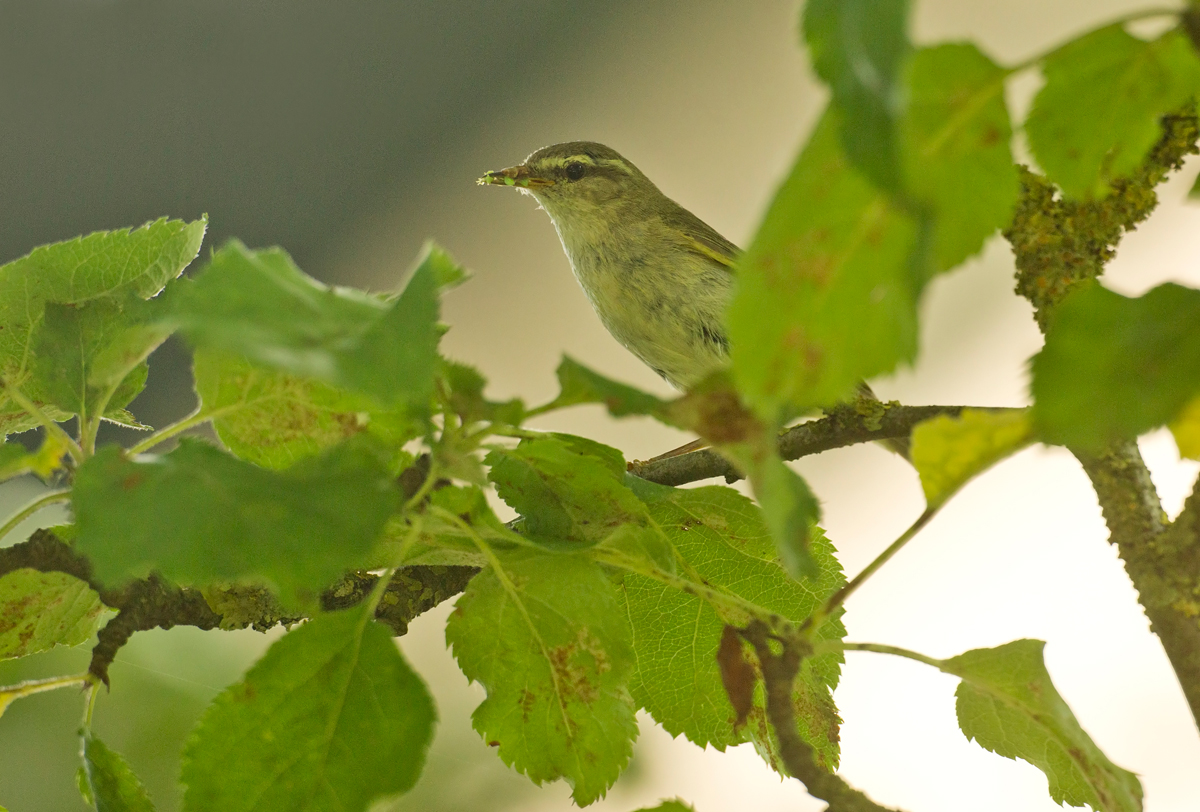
top-left (479, 141), bottom-right (736, 390)
top-left (480, 142), bottom-right (904, 459)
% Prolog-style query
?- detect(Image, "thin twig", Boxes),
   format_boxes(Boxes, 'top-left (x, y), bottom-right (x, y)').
top-left (631, 404), bottom-right (984, 487)
top-left (126, 404), bottom-right (239, 455)
top-left (739, 621), bottom-right (907, 812)
top-left (836, 641), bottom-right (946, 670)
top-left (0, 489), bottom-right (70, 542)
top-left (806, 508), bottom-right (938, 635)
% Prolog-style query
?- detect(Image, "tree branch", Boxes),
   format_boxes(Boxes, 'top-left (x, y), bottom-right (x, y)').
top-left (0, 529), bottom-right (478, 684)
top-left (1075, 444), bottom-right (1200, 730)
top-left (88, 572), bottom-right (223, 685)
top-left (630, 403), bottom-right (980, 487)
top-left (1003, 109), bottom-right (1199, 331)
top-left (740, 620), bottom-right (906, 812)
top-left (320, 565), bottom-right (478, 635)
top-left (1000, 107), bottom-right (1200, 730)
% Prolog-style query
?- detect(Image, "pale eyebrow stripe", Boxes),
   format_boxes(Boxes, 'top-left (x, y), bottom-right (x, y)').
top-left (540, 155), bottom-right (598, 168)
top-left (537, 155), bottom-right (632, 175)
top-left (595, 158), bottom-right (631, 173)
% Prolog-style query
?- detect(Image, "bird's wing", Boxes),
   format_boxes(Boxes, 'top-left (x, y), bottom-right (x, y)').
top-left (664, 206), bottom-right (741, 271)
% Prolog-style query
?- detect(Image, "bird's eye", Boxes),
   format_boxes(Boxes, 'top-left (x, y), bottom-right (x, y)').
top-left (565, 162), bottom-right (586, 181)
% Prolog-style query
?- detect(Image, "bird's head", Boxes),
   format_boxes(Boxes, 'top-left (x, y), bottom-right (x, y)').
top-left (478, 141), bottom-right (662, 228)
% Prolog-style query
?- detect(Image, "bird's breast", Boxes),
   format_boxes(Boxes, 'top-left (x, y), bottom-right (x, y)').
top-left (554, 224), bottom-right (733, 389)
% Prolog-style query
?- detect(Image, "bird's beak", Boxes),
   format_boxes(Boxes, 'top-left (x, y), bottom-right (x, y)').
top-left (477, 164), bottom-right (554, 189)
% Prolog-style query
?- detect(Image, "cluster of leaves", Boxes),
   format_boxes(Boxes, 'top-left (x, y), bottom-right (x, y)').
top-left (0, 223), bottom-right (852, 810)
top-left (1, 2), bottom-right (1199, 812)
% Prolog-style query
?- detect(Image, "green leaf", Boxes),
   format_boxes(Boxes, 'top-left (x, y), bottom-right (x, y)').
top-left (803, 0), bottom-right (911, 191)
top-left (945, 639), bottom-right (1142, 812)
top-left (181, 601), bottom-right (435, 812)
top-left (0, 428), bottom-right (123, 485)
top-left (415, 239), bottom-right (470, 291)
top-left (631, 802), bottom-right (695, 812)
top-left (1027, 25), bottom-right (1200, 199)
top-left (438, 358), bottom-right (524, 426)
top-left (0, 217), bottom-right (206, 436)
top-left (598, 521), bottom-right (677, 576)
top-left (485, 435), bottom-right (649, 547)
top-left (171, 240), bottom-right (442, 409)
top-left (0, 569), bottom-right (108, 659)
top-left (72, 438), bottom-right (399, 607)
top-left (445, 551), bottom-right (636, 805)
top-left (77, 766), bottom-right (94, 805)
top-left (542, 356), bottom-right (673, 420)
top-left (193, 350), bottom-right (422, 469)
top-left (911, 409), bottom-right (1032, 508)
top-left (373, 484), bottom-right (515, 568)
top-left (750, 455), bottom-right (821, 580)
top-left (80, 733), bottom-right (158, 812)
top-left (901, 43), bottom-right (1018, 271)
top-left (1031, 283), bottom-right (1200, 450)
top-left (1170, 394), bottom-right (1200, 460)
top-left (0, 442), bottom-right (32, 482)
top-left (32, 296), bottom-right (164, 424)
top-left (727, 108), bottom-right (919, 420)
top-left (664, 382), bottom-right (823, 578)
top-left (621, 480), bottom-right (845, 772)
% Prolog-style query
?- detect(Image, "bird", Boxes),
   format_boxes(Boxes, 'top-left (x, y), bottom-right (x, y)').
top-left (478, 141), bottom-right (736, 392)
top-left (478, 142), bottom-right (904, 459)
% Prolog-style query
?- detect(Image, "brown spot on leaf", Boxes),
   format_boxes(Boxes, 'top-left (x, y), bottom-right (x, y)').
top-left (547, 628), bottom-right (609, 707)
top-left (519, 688), bottom-right (536, 720)
top-left (672, 387), bottom-right (762, 445)
top-left (717, 625), bottom-right (756, 729)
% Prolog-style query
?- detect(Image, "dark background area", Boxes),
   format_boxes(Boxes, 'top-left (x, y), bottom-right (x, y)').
top-left (0, 0), bottom-right (622, 439)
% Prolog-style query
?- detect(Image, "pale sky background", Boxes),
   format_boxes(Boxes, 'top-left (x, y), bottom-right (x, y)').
top-left (1, 1), bottom-right (1198, 811)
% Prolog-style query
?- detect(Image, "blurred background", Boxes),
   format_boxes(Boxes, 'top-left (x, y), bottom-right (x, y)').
top-left (2, 1), bottom-right (1199, 810)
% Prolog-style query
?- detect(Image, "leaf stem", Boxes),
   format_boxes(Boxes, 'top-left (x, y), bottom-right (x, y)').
top-left (0, 489), bottom-right (71, 543)
top-left (431, 506), bottom-right (516, 595)
top-left (1003, 6), bottom-right (1184, 75)
top-left (824, 641), bottom-right (947, 671)
top-left (522, 399), bottom-right (563, 420)
top-left (82, 677), bottom-right (101, 730)
top-left (80, 415), bottom-right (101, 458)
top-left (126, 405), bottom-right (237, 455)
top-left (363, 566), bottom-right (397, 618)
top-left (81, 376), bottom-right (126, 456)
top-left (803, 507), bottom-right (938, 636)
top-left (0, 673), bottom-right (91, 718)
top-left (391, 514), bottom-right (425, 567)
top-left (485, 425), bottom-right (550, 441)
top-left (0, 379), bottom-right (83, 463)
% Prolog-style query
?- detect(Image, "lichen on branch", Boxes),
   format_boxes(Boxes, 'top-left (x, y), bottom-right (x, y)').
top-left (1004, 109), bottom-right (1200, 330)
